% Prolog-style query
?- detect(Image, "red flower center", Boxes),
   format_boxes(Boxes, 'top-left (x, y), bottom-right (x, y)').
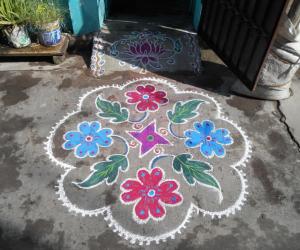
top-left (85, 136), bottom-right (93, 142)
top-left (206, 136), bottom-right (212, 141)
top-left (142, 94), bottom-right (150, 100)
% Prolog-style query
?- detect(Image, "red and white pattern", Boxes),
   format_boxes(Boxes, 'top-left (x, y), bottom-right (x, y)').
top-left (120, 168), bottom-right (182, 223)
top-left (126, 84), bottom-right (168, 112)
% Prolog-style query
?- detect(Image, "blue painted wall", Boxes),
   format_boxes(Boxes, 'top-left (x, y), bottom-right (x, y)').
top-left (68, 0), bottom-right (108, 35)
top-left (193, 0), bottom-right (202, 31)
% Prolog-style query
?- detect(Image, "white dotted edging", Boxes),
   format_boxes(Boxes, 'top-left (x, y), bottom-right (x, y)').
top-left (44, 77), bottom-right (252, 245)
top-left (90, 36), bottom-right (106, 77)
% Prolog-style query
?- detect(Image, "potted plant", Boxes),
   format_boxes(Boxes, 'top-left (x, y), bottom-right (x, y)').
top-left (29, 0), bottom-right (64, 47)
top-left (0, 0), bottom-right (31, 48)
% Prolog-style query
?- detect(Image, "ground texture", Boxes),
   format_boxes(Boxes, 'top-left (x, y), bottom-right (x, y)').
top-left (0, 19), bottom-right (300, 250)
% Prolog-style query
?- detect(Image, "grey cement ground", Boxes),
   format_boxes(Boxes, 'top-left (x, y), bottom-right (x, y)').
top-left (0, 24), bottom-right (300, 249)
top-left (279, 74), bottom-right (300, 146)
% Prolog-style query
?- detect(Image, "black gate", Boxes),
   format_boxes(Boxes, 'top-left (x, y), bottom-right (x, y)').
top-left (199, 0), bottom-right (289, 90)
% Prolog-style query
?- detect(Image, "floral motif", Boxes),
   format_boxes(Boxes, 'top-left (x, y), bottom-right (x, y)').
top-left (47, 78), bottom-right (251, 245)
top-left (109, 32), bottom-right (182, 71)
top-left (120, 168), bottom-right (183, 223)
top-left (126, 40), bottom-right (166, 67)
top-left (128, 120), bottom-right (170, 157)
top-left (63, 121), bottom-right (113, 158)
top-left (126, 84), bottom-right (168, 112)
top-left (184, 120), bottom-right (233, 158)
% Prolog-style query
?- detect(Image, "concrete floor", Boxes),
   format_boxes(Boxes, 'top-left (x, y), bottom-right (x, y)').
top-left (0, 29), bottom-right (300, 249)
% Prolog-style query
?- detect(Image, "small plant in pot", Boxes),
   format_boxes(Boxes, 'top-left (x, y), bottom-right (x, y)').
top-left (29, 1), bottom-right (64, 47)
top-left (0, 0), bottom-right (31, 48)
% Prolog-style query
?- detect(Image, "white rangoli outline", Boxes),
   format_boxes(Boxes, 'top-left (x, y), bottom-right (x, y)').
top-left (45, 77), bottom-right (252, 245)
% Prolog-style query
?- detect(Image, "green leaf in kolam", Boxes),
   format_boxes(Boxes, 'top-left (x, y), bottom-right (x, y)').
top-left (96, 97), bottom-right (128, 122)
top-left (168, 99), bottom-right (204, 124)
top-left (172, 154), bottom-right (220, 191)
top-left (192, 170), bottom-right (220, 190)
top-left (75, 155), bottom-right (128, 188)
top-left (107, 167), bottom-right (119, 184)
top-left (182, 166), bottom-right (195, 185)
top-left (75, 171), bottom-right (106, 188)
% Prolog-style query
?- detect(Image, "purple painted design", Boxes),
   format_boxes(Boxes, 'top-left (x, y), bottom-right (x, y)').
top-left (128, 40), bottom-right (166, 67)
top-left (128, 121), bottom-right (170, 157)
top-left (110, 32), bottom-right (182, 70)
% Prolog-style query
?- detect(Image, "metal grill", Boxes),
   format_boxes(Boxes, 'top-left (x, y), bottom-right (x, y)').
top-left (199, 0), bottom-right (289, 90)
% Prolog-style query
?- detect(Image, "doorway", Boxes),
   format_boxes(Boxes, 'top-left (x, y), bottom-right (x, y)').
top-left (109, 0), bottom-right (190, 17)
top-left (108, 0), bottom-right (194, 29)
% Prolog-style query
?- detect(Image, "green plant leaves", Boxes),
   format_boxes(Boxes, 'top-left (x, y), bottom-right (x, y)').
top-left (173, 154), bottom-right (220, 190)
top-left (167, 99), bottom-right (204, 124)
top-left (74, 155), bottom-right (128, 188)
top-left (96, 97), bottom-right (129, 123)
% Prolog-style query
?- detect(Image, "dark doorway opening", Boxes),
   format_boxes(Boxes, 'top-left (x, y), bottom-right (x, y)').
top-left (109, 0), bottom-right (191, 19)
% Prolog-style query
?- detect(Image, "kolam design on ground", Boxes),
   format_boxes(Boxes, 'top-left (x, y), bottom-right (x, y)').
top-left (45, 78), bottom-right (252, 245)
top-left (91, 30), bottom-right (202, 77)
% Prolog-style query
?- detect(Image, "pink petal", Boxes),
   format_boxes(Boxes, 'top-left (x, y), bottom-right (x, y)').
top-left (137, 169), bottom-right (151, 185)
top-left (121, 179), bottom-right (142, 191)
top-left (144, 85), bottom-right (155, 93)
top-left (121, 190), bottom-right (141, 203)
top-left (150, 168), bottom-right (163, 186)
top-left (126, 91), bottom-right (141, 103)
top-left (135, 198), bottom-right (149, 221)
top-left (147, 101), bottom-right (158, 111)
top-left (153, 91), bottom-right (166, 98)
top-left (159, 192), bottom-right (182, 205)
top-left (155, 97), bottom-right (168, 105)
top-left (149, 200), bottom-right (166, 219)
top-left (137, 101), bottom-right (149, 111)
top-left (159, 180), bottom-right (178, 193)
top-left (136, 85), bottom-right (146, 93)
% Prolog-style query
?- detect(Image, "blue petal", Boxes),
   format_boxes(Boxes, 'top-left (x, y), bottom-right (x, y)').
top-left (94, 129), bottom-right (113, 147)
top-left (200, 142), bottom-right (213, 158)
top-left (63, 140), bottom-right (80, 150)
top-left (211, 141), bottom-right (225, 157)
top-left (75, 143), bottom-right (89, 158)
top-left (202, 120), bottom-right (215, 136)
top-left (86, 142), bottom-right (99, 157)
top-left (212, 129), bottom-right (233, 145)
top-left (64, 131), bottom-right (83, 144)
top-left (89, 121), bottom-right (101, 133)
top-left (79, 122), bottom-right (91, 136)
top-left (184, 130), bottom-right (203, 147)
top-left (194, 122), bottom-right (205, 136)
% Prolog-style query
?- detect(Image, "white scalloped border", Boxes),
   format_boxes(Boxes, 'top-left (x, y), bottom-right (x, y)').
top-left (44, 77), bottom-right (252, 245)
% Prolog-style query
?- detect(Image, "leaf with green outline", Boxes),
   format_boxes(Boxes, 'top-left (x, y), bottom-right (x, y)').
top-left (74, 155), bottom-right (128, 188)
top-left (173, 154), bottom-right (220, 190)
top-left (96, 97), bottom-right (129, 123)
top-left (167, 99), bottom-right (204, 124)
